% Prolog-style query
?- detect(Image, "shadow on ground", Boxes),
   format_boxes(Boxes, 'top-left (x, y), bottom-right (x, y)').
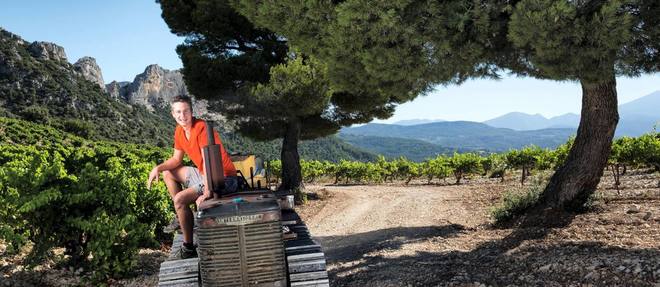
top-left (319, 224), bottom-right (468, 263)
top-left (318, 221), bottom-right (660, 286)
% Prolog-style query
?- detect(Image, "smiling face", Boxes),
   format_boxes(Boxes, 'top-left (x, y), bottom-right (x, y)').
top-left (171, 101), bottom-right (193, 129)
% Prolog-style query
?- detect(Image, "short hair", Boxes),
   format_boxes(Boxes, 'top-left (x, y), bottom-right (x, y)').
top-left (171, 95), bottom-right (193, 111)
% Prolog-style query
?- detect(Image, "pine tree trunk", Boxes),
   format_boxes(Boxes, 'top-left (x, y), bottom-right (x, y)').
top-left (279, 120), bottom-right (303, 193)
top-left (538, 76), bottom-right (618, 210)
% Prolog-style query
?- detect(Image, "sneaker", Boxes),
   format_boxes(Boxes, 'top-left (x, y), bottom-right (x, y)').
top-left (171, 244), bottom-right (197, 259)
top-left (163, 216), bottom-right (180, 234)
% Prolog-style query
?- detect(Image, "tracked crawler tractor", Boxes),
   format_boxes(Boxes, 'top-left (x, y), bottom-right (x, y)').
top-left (157, 122), bottom-right (329, 287)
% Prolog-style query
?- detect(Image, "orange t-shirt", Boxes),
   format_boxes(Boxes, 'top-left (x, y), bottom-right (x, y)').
top-left (174, 118), bottom-right (237, 177)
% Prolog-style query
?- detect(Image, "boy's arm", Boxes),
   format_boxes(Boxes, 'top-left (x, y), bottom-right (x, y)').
top-left (147, 149), bottom-right (184, 189)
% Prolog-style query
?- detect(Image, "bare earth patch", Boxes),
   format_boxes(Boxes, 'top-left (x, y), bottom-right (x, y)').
top-left (2, 171), bottom-right (659, 286)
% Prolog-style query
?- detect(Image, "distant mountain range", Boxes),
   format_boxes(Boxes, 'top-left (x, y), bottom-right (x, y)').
top-left (618, 91), bottom-right (660, 118)
top-left (392, 119), bottom-right (445, 126)
top-left (482, 91), bottom-right (660, 136)
top-left (616, 91), bottom-right (660, 136)
top-left (342, 121), bottom-right (576, 153)
top-left (343, 91), bottom-right (658, 160)
top-left (484, 112), bottom-right (580, 130)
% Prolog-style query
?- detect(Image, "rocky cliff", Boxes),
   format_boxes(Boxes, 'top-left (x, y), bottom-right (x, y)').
top-left (0, 28), bottom-right (176, 146)
top-left (73, 57), bottom-right (105, 90)
top-left (108, 64), bottom-right (222, 121)
top-left (27, 41), bottom-right (68, 62)
top-left (105, 81), bottom-right (130, 100)
top-left (1, 28), bottom-right (218, 122)
top-left (120, 64), bottom-right (188, 109)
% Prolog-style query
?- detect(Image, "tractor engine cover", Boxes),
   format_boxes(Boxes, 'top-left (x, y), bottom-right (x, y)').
top-left (196, 191), bottom-right (286, 287)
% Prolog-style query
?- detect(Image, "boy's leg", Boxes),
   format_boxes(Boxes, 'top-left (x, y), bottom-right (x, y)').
top-left (173, 187), bottom-right (201, 245)
top-left (162, 166), bottom-right (188, 199)
top-left (161, 167), bottom-right (190, 233)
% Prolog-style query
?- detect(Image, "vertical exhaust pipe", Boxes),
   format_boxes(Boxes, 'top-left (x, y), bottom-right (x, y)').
top-left (202, 121), bottom-right (225, 198)
top-left (250, 167), bottom-right (255, 189)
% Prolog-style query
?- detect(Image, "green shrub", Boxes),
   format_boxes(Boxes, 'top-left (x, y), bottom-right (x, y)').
top-left (487, 154), bottom-right (508, 181)
top-left (553, 137), bottom-right (574, 168)
top-left (505, 146), bottom-right (542, 185)
top-left (448, 152), bottom-right (482, 184)
top-left (490, 173), bottom-right (550, 224)
top-left (375, 155), bottom-right (397, 182)
top-left (423, 155), bottom-right (453, 184)
top-left (301, 160), bottom-right (327, 183)
top-left (393, 157), bottom-right (421, 185)
top-left (20, 105), bottom-right (51, 124)
top-left (0, 142), bottom-right (172, 282)
top-left (266, 160), bottom-right (282, 184)
top-left (59, 118), bottom-right (95, 138)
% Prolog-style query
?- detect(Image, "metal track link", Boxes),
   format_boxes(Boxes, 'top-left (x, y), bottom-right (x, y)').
top-left (158, 234), bottom-right (200, 287)
top-left (283, 210), bottom-right (330, 287)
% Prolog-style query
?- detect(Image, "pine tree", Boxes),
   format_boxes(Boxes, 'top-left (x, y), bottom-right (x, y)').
top-left (231, 0), bottom-right (660, 210)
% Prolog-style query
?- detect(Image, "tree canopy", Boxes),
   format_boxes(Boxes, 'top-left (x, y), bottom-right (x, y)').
top-left (232, 0), bottom-right (658, 84)
top-left (230, 0), bottom-right (659, 210)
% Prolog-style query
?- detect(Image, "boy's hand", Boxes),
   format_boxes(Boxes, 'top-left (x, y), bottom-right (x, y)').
top-left (196, 186), bottom-right (211, 206)
top-left (147, 167), bottom-right (159, 189)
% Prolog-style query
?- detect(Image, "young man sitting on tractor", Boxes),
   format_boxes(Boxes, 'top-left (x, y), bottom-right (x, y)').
top-left (146, 95), bottom-right (238, 259)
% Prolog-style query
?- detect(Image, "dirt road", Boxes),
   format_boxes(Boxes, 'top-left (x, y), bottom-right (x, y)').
top-left (299, 176), bottom-right (660, 286)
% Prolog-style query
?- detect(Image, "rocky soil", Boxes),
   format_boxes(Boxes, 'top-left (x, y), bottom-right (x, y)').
top-left (1, 170), bottom-right (658, 286)
top-left (300, 170), bottom-right (660, 287)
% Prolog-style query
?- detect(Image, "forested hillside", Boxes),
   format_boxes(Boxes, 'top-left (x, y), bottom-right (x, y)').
top-left (0, 28), bottom-right (176, 146)
top-left (342, 121), bottom-right (576, 152)
top-left (339, 133), bottom-right (463, 161)
top-left (224, 132), bottom-right (377, 162)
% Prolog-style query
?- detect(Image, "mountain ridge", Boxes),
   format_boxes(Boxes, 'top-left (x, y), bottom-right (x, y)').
top-left (342, 121), bottom-right (576, 152)
top-left (483, 112), bottom-right (580, 130)
top-left (480, 91), bottom-right (659, 134)
top-left (392, 119), bottom-right (445, 126)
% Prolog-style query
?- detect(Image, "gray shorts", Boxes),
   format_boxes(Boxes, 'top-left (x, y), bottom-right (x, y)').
top-left (184, 167), bottom-right (239, 195)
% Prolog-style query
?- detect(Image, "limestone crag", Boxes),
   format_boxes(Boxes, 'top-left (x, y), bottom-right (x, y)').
top-left (0, 32), bottom-right (20, 77)
top-left (28, 41), bottom-right (67, 62)
top-left (105, 81), bottom-right (131, 100)
top-left (0, 28), bottom-right (26, 46)
top-left (74, 57), bottom-right (105, 91)
top-left (121, 64), bottom-right (188, 111)
top-left (114, 64), bottom-right (223, 122)
top-left (106, 64), bottom-right (219, 121)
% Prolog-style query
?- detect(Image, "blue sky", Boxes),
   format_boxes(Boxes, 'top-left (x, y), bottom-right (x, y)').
top-left (0, 1), bottom-right (183, 82)
top-left (1, 1), bottom-right (658, 122)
